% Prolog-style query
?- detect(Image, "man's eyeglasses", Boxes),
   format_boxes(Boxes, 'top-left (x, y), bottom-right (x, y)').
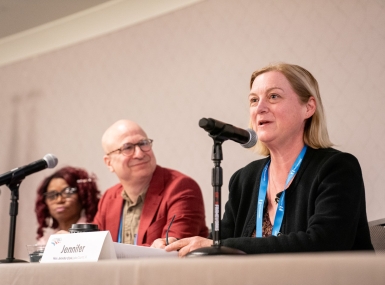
top-left (106, 139), bottom-right (153, 156)
top-left (44, 187), bottom-right (77, 202)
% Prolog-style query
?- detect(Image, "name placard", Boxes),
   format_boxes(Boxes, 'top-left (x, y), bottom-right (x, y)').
top-left (41, 231), bottom-right (116, 263)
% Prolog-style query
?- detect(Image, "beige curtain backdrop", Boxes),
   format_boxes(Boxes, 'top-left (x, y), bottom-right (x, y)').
top-left (1, 0), bottom-right (384, 260)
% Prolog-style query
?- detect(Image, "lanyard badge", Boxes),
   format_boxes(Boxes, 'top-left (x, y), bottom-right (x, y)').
top-left (256, 145), bottom-right (307, 237)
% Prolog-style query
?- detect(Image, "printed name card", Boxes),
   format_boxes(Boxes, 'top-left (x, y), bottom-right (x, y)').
top-left (41, 231), bottom-right (116, 263)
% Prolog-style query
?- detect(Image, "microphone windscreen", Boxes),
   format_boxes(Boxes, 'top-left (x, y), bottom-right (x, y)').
top-left (241, 129), bottom-right (257, 149)
top-left (44, 154), bottom-right (58, 168)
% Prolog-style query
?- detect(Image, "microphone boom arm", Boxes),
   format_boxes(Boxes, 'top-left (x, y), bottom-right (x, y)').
top-left (0, 169), bottom-right (28, 263)
top-left (186, 119), bottom-right (246, 256)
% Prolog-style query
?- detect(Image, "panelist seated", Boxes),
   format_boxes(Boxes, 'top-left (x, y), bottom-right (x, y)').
top-left (165, 63), bottom-right (374, 256)
top-left (93, 119), bottom-right (208, 247)
top-left (35, 166), bottom-right (101, 245)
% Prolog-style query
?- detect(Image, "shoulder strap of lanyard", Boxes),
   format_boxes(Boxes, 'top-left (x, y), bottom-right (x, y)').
top-left (118, 205), bottom-right (123, 243)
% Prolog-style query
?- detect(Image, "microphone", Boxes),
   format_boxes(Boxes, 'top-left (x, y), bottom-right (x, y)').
top-left (0, 154), bottom-right (58, 186)
top-left (199, 118), bottom-right (257, 148)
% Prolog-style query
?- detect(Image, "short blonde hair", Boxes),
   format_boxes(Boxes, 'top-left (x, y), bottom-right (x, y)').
top-left (250, 63), bottom-right (333, 156)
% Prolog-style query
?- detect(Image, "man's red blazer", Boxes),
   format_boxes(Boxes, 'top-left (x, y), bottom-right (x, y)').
top-left (93, 165), bottom-right (208, 246)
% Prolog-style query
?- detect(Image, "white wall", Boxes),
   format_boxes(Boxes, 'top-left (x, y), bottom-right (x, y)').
top-left (1, 0), bottom-right (385, 260)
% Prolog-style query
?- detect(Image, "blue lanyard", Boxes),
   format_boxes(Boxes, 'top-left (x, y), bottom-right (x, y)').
top-left (118, 206), bottom-right (123, 243)
top-left (118, 203), bottom-right (138, 245)
top-left (256, 145), bottom-right (307, 237)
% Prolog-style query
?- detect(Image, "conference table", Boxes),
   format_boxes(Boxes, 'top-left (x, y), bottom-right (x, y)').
top-left (1, 252), bottom-right (384, 285)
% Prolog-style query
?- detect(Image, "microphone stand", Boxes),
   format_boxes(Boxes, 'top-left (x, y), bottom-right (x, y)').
top-left (0, 169), bottom-right (28, 263)
top-left (187, 132), bottom-right (245, 256)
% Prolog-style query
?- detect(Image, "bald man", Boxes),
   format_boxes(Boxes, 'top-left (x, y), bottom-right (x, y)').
top-left (93, 120), bottom-right (208, 247)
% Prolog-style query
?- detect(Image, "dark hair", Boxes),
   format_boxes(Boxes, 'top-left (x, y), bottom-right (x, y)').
top-left (35, 166), bottom-right (100, 239)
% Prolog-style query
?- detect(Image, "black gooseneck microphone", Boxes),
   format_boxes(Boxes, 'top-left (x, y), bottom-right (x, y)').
top-left (0, 153), bottom-right (58, 264)
top-left (199, 118), bottom-right (257, 148)
top-left (187, 118), bottom-right (257, 257)
top-left (0, 154), bottom-right (58, 186)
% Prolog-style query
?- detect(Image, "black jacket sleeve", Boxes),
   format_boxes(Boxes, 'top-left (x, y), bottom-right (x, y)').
top-left (220, 148), bottom-right (373, 254)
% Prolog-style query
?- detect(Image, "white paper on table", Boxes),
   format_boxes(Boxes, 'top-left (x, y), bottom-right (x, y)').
top-left (113, 242), bottom-right (178, 258)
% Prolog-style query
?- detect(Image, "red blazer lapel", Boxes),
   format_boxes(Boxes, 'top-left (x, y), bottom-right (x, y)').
top-left (106, 185), bottom-right (124, 242)
top-left (137, 166), bottom-right (164, 245)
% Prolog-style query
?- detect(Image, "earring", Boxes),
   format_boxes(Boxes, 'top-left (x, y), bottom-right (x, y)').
top-left (46, 216), bottom-right (53, 228)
